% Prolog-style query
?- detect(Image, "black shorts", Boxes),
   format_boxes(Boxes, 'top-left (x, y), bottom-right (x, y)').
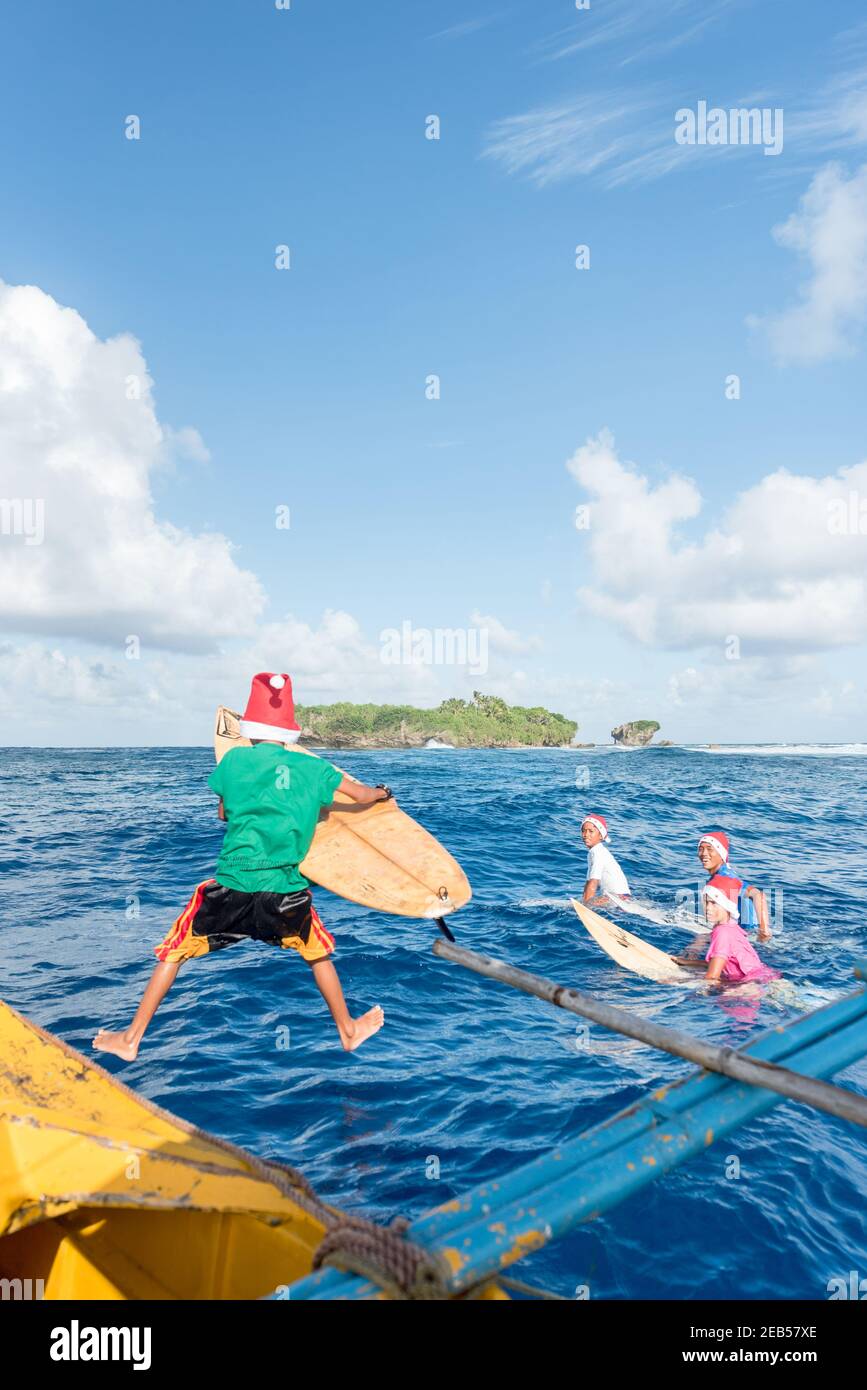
top-left (155, 879), bottom-right (335, 964)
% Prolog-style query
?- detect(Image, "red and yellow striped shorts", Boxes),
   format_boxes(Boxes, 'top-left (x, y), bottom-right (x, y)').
top-left (155, 880), bottom-right (335, 965)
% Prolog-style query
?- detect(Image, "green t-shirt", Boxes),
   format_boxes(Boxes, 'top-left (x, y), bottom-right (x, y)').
top-left (208, 743), bottom-right (343, 893)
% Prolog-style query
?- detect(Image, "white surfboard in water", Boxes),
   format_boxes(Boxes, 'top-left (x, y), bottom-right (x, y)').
top-left (572, 899), bottom-right (693, 983)
top-left (608, 893), bottom-right (710, 934)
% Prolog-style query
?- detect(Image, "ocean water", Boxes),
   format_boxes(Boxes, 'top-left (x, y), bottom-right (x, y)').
top-left (2, 743), bottom-right (866, 1300)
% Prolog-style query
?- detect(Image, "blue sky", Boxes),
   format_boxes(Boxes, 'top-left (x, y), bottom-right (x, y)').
top-left (2, 0), bottom-right (867, 743)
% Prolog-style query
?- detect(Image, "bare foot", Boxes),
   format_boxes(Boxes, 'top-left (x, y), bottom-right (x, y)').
top-left (92, 1028), bottom-right (139, 1062)
top-left (339, 1005), bottom-right (384, 1052)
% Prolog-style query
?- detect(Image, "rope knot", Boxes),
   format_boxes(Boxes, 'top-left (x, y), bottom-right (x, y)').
top-left (312, 1215), bottom-right (450, 1300)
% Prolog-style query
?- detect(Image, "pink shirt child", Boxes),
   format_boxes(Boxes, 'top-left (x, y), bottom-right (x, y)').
top-left (705, 919), bottom-right (780, 984)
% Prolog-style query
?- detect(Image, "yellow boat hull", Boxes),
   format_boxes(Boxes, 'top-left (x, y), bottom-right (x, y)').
top-left (0, 1000), bottom-right (329, 1299)
top-left (0, 1001), bottom-right (505, 1300)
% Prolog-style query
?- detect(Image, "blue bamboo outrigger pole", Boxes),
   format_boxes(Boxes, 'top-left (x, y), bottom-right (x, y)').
top-left (285, 952), bottom-right (867, 1300)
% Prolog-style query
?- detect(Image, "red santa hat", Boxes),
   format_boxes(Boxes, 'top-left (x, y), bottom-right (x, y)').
top-left (239, 672), bottom-right (301, 743)
top-left (582, 814), bottom-right (609, 840)
top-left (703, 874), bottom-right (740, 920)
top-left (699, 831), bottom-right (730, 862)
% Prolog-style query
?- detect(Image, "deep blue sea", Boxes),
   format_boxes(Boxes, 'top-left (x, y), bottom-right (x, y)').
top-left (2, 743), bottom-right (866, 1299)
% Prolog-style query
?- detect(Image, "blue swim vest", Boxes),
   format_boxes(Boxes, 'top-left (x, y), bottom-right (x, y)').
top-left (711, 861), bottom-right (759, 927)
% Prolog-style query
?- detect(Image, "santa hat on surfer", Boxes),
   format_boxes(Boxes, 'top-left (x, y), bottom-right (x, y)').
top-left (698, 831), bottom-right (730, 868)
top-left (239, 671), bottom-right (301, 743)
top-left (702, 874), bottom-right (740, 921)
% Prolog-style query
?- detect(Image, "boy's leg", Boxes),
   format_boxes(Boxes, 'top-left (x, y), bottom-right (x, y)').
top-left (93, 878), bottom-right (236, 1062)
top-left (309, 959), bottom-right (384, 1052)
top-left (93, 960), bottom-right (181, 1062)
top-left (273, 892), bottom-right (384, 1052)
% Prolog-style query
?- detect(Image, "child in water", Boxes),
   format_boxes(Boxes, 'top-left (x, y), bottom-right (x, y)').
top-left (674, 877), bottom-right (779, 984)
top-left (581, 814), bottom-right (631, 907)
top-left (697, 831), bottom-right (771, 941)
top-left (93, 671), bottom-right (390, 1060)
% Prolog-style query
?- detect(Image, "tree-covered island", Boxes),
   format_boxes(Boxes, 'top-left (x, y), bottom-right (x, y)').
top-left (295, 692), bottom-right (578, 748)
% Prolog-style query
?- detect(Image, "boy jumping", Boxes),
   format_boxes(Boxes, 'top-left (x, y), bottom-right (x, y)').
top-left (93, 672), bottom-right (389, 1060)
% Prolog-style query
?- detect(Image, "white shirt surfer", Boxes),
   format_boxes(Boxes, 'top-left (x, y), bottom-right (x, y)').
top-left (581, 814), bottom-right (631, 906)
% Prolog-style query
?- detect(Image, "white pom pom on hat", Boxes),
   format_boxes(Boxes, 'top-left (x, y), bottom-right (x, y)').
top-left (239, 671), bottom-right (300, 740)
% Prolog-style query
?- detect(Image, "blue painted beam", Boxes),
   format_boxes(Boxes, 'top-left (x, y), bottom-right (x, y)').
top-left (287, 980), bottom-right (867, 1299)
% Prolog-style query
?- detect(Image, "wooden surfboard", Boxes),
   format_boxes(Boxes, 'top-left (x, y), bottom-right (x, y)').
top-left (571, 899), bottom-right (692, 983)
top-left (214, 707), bottom-right (471, 920)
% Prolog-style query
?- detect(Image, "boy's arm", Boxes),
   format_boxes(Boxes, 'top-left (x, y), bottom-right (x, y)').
top-left (583, 878), bottom-right (602, 904)
top-left (337, 777), bottom-right (393, 806)
top-left (704, 955), bottom-right (726, 983)
top-left (216, 797), bottom-right (226, 821)
top-left (746, 886), bottom-right (771, 941)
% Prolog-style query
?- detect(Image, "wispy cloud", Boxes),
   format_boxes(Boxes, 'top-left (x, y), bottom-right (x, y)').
top-left (788, 63), bottom-right (867, 151)
top-left (534, 0), bottom-right (737, 67)
top-left (484, 17), bottom-right (867, 192)
top-left (829, 19), bottom-right (867, 62)
top-left (428, 14), bottom-right (501, 42)
top-left (482, 90), bottom-right (699, 190)
top-left (483, 47), bottom-right (867, 191)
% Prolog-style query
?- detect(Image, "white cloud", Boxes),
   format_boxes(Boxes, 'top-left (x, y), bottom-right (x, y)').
top-left (749, 162), bottom-right (867, 363)
top-left (470, 609), bottom-right (541, 655)
top-left (0, 281), bottom-right (263, 651)
top-left (569, 429), bottom-right (867, 654)
top-left (0, 279), bottom-right (589, 741)
top-left (663, 656), bottom-right (864, 741)
top-left (0, 612), bottom-right (439, 741)
top-left (164, 425), bottom-right (211, 464)
top-left (667, 655), bottom-right (812, 709)
top-left (0, 605), bottom-right (555, 741)
top-left (0, 642), bottom-right (133, 708)
top-left (247, 610), bottom-right (445, 703)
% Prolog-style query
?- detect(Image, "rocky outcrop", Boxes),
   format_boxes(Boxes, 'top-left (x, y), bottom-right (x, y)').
top-left (611, 720), bottom-right (660, 747)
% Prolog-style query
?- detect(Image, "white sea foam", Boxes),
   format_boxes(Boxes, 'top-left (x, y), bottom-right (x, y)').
top-left (613, 896), bottom-right (710, 933)
top-left (693, 744), bottom-right (867, 757)
top-left (516, 895), bottom-right (710, 933)
top-left (425, 738), bottom-right (456, 750)
top-left (518, 897), bottom-right (573, 909)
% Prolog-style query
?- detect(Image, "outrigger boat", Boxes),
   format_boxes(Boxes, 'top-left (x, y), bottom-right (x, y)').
top-left (3, 945), bottom-right (867, 1301)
